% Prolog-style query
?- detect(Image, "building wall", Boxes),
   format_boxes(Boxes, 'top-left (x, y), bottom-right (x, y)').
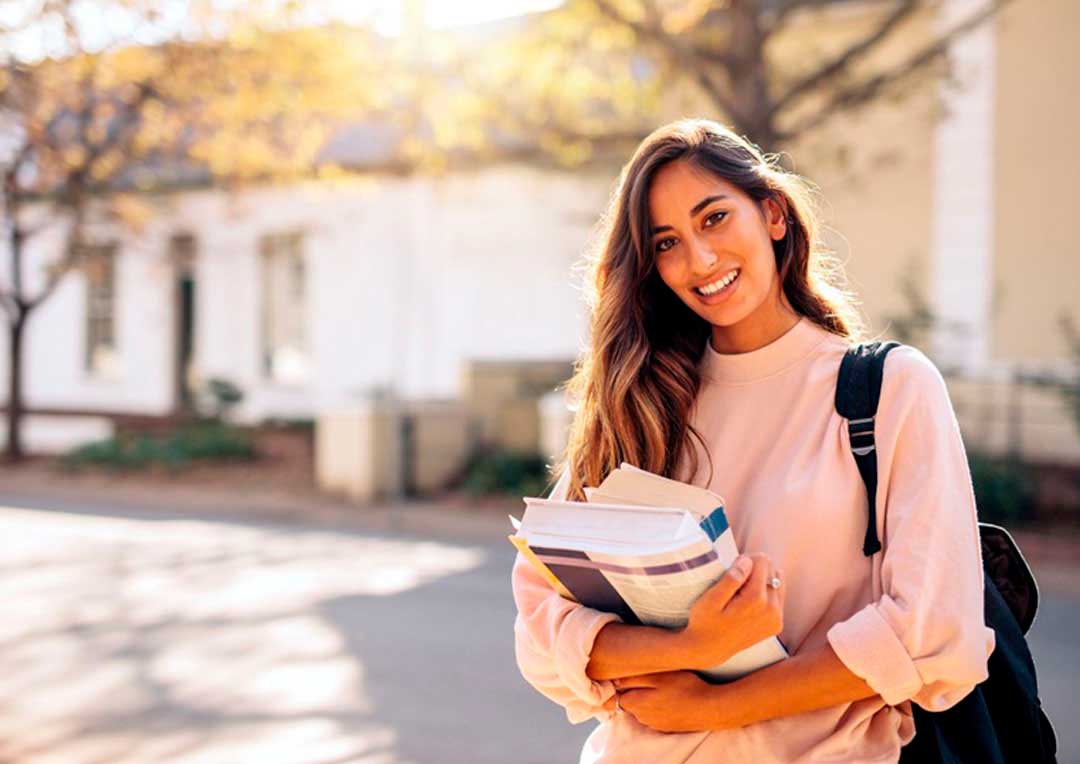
top-left (1, 166), bottom-right (611, 424)
top-left (990, 0), bottom-right (1080, 365)
top-left (777, 3), bottom-right (940, 348)
top-left (761, 0), bottom-right (1080, 372)
top-left (187, 166), bottom-right (610, 421)
top-left (927, 0), bottom-right (998, 373)
top-left (0, 207), bottom-right (176, 414)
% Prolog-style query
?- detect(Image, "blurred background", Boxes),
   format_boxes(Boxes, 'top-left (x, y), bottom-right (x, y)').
top-left (0, 0), bottom-right (1076, 762)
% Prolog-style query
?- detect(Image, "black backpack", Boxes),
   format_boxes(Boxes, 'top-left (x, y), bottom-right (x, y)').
top-left (835, 340), bottom-right (1058, 764)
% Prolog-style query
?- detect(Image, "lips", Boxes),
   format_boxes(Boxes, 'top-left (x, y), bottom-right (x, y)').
top-left (694, 267), bottom-right (740, 295)
top-left (693, 268), bottom-right (741, 304)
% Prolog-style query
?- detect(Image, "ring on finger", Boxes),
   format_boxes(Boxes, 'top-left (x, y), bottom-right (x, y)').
top-left (768, 575), bottom-right (782, 589)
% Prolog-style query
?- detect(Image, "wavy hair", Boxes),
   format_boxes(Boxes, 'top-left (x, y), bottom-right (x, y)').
top-left (553, 118), bottom-right (866, 501)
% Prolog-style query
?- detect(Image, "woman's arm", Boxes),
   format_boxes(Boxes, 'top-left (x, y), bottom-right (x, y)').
top-left (702, 642), bottom-right (879, 728)
top-left (512, 552), bottom-right (623, 724)
top-left (588, 552), bottom-right (771, 680)
top-left (605, 642), bottom-right (879, 733)
top-left (586, 621), bottom-right (704, 680)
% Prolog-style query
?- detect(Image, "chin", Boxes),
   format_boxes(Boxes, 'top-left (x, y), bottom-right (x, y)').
top-left (696, 300), bottom-right (756, 329)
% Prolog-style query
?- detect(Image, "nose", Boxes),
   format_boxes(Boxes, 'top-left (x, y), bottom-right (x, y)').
top-left (687, 234), bottom-right (717, 275)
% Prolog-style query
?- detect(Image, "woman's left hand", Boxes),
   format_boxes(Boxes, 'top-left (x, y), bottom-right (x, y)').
top-left (601, 670), bottom-right (728, 733)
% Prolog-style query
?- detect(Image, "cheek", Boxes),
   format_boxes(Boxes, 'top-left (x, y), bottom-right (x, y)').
top-left (746, 246), bottom-right (780, 290)
top-left (654, 257), bottom-right (683, 290)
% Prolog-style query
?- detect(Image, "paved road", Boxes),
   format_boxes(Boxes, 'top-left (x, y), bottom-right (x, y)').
top-left (0, 498), bottom-right (1074, 764)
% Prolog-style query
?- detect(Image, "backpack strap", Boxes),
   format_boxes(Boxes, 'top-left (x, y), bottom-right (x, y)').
top-left (835, 340), bottom-right (902, 556)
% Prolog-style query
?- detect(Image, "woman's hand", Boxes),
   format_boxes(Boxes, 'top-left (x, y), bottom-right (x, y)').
top-left (677, 552), bottom-right (785, 670)
top-left (601, 670), bottom-right (732, 733)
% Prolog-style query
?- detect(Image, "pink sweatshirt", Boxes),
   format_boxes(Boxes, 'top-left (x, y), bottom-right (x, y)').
top-left (511, 316), bottom-right (995, 764)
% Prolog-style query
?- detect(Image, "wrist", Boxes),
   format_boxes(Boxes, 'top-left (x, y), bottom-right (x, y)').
top-left (698, 679), bottom-right (740, 731)
top-left (672, 625), bottom-right (734, 671)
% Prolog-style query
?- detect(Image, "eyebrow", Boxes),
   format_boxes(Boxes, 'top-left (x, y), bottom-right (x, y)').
top-left (651, 194), bottom-right (731, 235)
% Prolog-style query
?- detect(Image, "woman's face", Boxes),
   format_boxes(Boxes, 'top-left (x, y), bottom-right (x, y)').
top-left (648, 159), bottom-right (792, 348)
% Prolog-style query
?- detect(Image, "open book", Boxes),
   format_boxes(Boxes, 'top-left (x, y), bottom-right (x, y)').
top-left (509, 462), bottom-right (788, 683)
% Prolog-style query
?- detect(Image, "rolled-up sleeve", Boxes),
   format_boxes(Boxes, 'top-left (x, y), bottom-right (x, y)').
top-left (826, 347), bottom-right (996, 711)
top-left (510, 465), bottom-right (624, 724)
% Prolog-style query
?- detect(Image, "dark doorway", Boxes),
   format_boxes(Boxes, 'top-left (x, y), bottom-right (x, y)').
top-left (170, 234), bottom-right (197, 414)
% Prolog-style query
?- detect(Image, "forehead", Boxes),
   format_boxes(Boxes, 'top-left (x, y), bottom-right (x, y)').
top-left (648, 159), bottom-right (743, 222)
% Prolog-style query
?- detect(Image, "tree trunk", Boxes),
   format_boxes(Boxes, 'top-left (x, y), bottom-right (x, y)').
top-left (4, 311), bottom-right (26, 463)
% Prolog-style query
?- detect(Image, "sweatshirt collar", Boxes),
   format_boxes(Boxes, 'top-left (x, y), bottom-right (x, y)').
top-left (699, 316), bottom-right (834, 384)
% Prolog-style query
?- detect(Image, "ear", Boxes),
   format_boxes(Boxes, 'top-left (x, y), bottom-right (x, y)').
top-left (762, 195), bottom-right (790, 241)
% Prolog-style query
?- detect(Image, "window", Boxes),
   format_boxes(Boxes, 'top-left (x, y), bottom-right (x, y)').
top-left (259, 231), bottom-right (309, 384)
top-left (84, 242), bottom-right (120, 377)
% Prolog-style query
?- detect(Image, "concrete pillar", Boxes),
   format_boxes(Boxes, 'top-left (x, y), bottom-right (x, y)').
top-left (315, 399), bottom-right (404, 503)
top-left (538, 389), bottom-right (573, 463)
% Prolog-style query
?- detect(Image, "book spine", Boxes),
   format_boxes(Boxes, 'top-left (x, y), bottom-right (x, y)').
top-left (529, 545), bottom-right (641, 625)
top-left (699, 505), bottom-right (729, 542)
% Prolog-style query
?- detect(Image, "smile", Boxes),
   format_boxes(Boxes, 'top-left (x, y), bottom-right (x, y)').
top-left (694, 268), bottom-right (740, 296)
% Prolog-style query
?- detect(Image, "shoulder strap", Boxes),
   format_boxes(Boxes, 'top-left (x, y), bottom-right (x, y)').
top-left (835, 340), bottom-right (902, 556)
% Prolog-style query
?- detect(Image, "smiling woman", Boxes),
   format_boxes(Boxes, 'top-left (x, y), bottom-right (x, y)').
top-left (559, 117), bottom-right (862, 496)
top-left (510, 118), bottom-right (995, 764)
top-left (648, 160), bottom-right (797, 355)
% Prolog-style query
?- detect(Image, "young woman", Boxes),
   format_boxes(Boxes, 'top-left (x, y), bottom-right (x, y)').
top-left (510, 118), bottom-right (995, 763)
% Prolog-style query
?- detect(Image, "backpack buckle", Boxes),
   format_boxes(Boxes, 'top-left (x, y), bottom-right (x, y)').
top-left (848, 416), bottom-right (876, 456)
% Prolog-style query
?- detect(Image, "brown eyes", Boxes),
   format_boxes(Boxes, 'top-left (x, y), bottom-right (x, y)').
top-left (653, 210), bottom-right (728, 254)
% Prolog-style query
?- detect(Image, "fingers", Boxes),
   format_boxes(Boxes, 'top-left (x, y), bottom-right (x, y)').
top-left (603, 689), bottom-right (640, 720)
top-left (770, 565), bottom-right (785, 602)
top-left (734, 552), bottom-right (770, 603)
top-left (603, 676), bottom-right (650, 715)
top-left (765, 564), bottom-right (783, 608)
top-left (765, 562), bottom-right (785, 634)
top-left (733, 554), bottom-right (784, 632)
top-left (610, 673), bottom-right (665, 690)
top-left (709, 554), bottom-right (754, 605)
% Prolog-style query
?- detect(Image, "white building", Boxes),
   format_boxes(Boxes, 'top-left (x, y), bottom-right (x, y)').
top-left (0, 164), bottom-right (612, 436)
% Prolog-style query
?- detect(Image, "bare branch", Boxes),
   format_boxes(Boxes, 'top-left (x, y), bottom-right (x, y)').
top-left (780, 0), bottom-right (1012, 140)
top-left (590, 0), bottom-right (747, 126)
top-left (769, 0), bottom-right (845, 31)
top-left (770, 1), bottom-right (920, 119)
top-left (60, 80), bottom-right (158, 204)
top-left (0, 287), bottom-right (17, 322)
top-left (25, 271), bottom-right (64, 312)
top-left (25, 208), bottom-right (84, 312)
top-left (14, 217), bottom-right (53, 242)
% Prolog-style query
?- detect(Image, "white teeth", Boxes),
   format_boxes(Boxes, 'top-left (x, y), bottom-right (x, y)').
top-left (696, 269), bottom-right (739, 295)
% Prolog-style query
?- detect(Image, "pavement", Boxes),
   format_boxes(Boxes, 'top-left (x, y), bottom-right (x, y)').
top-left (0, 475), bottom-right (1076, 764)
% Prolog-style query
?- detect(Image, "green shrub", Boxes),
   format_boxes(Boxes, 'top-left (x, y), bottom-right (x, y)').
top-left (61, 421), bottom-right (255, 471)
top-left (202, 377), bottom-right (245, 420)
top-left (461, 449), bottom-right (552, 498)
top-left (261, 416), bottom-right (315, 431)
top-left (968, 452), bottom-right (1038, 526)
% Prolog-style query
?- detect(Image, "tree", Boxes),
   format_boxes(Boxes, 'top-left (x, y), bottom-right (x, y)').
top-left (437, 0), bottom-right (1014, 164)
top-left (0, 1), bottom-right (383, 461)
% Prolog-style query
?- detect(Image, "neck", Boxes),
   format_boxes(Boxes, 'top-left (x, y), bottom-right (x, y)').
top-left (710, 297), bottom-right (802, 355)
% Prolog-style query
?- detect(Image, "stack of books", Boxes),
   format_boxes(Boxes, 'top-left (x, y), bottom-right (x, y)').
top-left (509, 462), bottom-right (788, 682)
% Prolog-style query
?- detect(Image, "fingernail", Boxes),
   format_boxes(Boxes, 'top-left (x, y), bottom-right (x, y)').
top-left (732, 556), bottom-right (751, 577)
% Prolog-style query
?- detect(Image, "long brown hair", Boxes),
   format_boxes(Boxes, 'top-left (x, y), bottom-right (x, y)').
top-left (554, 118), bottom-right (865, 501)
